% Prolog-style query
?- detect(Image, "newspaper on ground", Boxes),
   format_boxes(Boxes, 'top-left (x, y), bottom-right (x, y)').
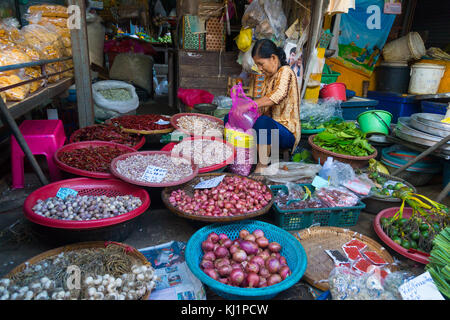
top-left (139, 241), bottom-right (206, 300)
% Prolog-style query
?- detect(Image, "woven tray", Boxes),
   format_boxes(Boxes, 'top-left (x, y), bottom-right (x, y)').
top-left (105, 116), bottom-right (174, 135)
top-left (4, 241), bottom-right (152, 300)
top-left (294, 226), bottom-right (397, 291)
top-left (161, 172), bottom-right (274, 223)
top-left (69, 124), bottom-right (146, 150)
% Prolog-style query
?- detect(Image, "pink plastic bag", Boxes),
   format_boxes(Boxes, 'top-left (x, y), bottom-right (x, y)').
top-left (177, 88), bottom-right (214, 108)
top-left (228, 83), bottom-right (259, 131)
top-left (226, 84), bottom-right (259, 176)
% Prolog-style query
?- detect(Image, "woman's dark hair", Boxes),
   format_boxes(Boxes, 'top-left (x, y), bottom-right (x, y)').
top-left (251, 39), bottom-right (288, 66)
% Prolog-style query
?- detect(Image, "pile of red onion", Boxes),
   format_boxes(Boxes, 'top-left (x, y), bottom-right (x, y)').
top-left (168, 176), bottom-right (272, 217)
top-left (200, 229), bottom-right (291, 288)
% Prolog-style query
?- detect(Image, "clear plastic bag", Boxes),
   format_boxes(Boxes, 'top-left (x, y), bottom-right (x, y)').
top-left (315, 186), bottom-right (359, 207)
top-left (28, 4), bottom-right (69, 18)
top-left (242, 0), bottom-right (286, 44)
top-left (262, 161), bottom-right (322, 184)
top-left (212, 96), bottom-right (233, 109)
top-left (329, 265), bottom-right (413, 300)
top-left (300, 98), bottom-right (343, 128)
top-left (319, 157), bottom-right (355, 187)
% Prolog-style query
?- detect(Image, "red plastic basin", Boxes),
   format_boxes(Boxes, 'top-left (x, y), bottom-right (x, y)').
top-left (23, 178), bottom-right (151, 230)
top-left (320, 82), bottom-right (347, 101)
top-left (374, 207), bottom-right (430, 264)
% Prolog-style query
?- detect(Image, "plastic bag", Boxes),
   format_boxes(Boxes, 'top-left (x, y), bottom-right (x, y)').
top-left (329, 265), bottom-right (413, 300)
top-left (319, 157), bottom-right (355, 187)
top-left (92, 80), bottom-right (139, 114)
top-left (238, 42), bottom-right (259, 72)
top-left (242, 0), bottom-right (286, 44)
top-left (213, 96), bottom-right (232, 109)
top-left (177, 88), bottom-right (214, 108)
top-left (300, 98), bottom-right (342, 128)
top-left (155, 78), bottom-right (168, 96)
top-left (235, 28), bottom-right (253, 52)
top-left (262, 0), bottom-right (287, 43)
top-left (0, 17), bottom-right (21, 45)
top-left (262, 161), bottom-right (322, 184)
top-left (228, 83), bottom-right (259, 131)
top-left (28, 4), bottom-right (69, 18)
top-left (315, 186), bottom-right (359, 207)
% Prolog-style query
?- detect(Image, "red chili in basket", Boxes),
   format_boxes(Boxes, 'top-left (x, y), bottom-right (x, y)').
top-left (58, 146), bottom-right (130, 173)
top-left (110, 114), bottom-right (172, 131)
top-left (71, 125), bottom-right (141, 147)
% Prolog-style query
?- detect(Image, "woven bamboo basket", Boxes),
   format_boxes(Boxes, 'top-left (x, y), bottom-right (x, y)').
top-left (4, 241), bottom-right (153, 300)
top-left (161, 172), bottom-right (274, 223)
top-left (294, 226), bottom-right (397, 291)
top-left (105, 117), bottom-right (174, 135)
top-left (308, 134), bottom-right (378, 169)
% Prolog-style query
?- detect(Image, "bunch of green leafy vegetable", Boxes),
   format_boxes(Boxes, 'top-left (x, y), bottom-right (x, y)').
top-left (313, 122), bottom-right (375, 157)
top-left (303, 117), bottom-right (343, 130)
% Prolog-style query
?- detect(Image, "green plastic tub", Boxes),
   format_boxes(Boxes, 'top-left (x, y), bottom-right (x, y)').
top-left (357, 110), bottom-right (393, 135)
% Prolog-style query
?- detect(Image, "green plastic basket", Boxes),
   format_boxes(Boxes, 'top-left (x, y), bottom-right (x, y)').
top-left (321, 64), bottom-right (341, 84)
top-left (270, 184), bottom-right (366, 231)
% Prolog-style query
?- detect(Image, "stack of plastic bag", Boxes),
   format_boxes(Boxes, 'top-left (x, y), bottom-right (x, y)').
top-left (28, 5), bottom-right (73, 80)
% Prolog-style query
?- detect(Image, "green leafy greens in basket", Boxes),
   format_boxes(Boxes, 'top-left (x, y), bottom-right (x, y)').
top-left (313, 122), bottom-right (375, 157)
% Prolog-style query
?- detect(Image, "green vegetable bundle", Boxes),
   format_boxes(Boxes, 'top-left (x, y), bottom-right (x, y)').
top-left (426, 227), bottom-right (450, 298)
top-left (313, 122), bottom-right (375, 157)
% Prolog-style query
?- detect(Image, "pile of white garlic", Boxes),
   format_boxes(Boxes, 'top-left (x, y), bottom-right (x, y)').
top-left (84, 264), bottom-right (158, 300)
top-left (0, 264), bottom-right (158, 300)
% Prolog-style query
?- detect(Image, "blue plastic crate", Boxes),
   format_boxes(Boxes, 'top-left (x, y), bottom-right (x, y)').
top-left (367, 91), bottom-right (421, 123)
top-left (269, 184), bottom-right (365, 231)
top-left (421, 101), bottom-right (447, 115)
top-left (340, 97), bottom-right (378, 120)
top-left (185, 220), bottom-right (307, 300)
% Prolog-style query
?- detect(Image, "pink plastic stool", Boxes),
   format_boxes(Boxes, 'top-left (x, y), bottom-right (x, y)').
top-left (11, 120), bottom-right (66, 189)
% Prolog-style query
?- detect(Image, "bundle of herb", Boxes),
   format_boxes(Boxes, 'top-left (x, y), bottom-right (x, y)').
top-left (313, 122), bottom-right (375, 157)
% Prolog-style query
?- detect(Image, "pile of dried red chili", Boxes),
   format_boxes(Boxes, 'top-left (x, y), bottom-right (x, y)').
top-left (110, 114), bottom-right (172, 131)
top-left (58, 146), bottom-right (131, 173)
top-left (71, 125), bottom-right (141, 147)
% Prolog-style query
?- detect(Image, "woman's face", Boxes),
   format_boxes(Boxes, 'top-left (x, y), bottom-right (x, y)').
top-left (253, 54), bottom-right (279, 77)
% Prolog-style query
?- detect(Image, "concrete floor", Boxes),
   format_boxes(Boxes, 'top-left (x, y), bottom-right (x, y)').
top-left (0, 96), bottom-right (448, 300)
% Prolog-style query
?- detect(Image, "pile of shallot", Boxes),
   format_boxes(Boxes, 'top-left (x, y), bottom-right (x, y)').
top-left (200, 229), bottom-right (291, 288)
top-left (168, 176), bottom-right (272, 217)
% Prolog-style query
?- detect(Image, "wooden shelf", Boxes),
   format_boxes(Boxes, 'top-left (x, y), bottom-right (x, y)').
top-left (5, 77), bottom-right (74, 120)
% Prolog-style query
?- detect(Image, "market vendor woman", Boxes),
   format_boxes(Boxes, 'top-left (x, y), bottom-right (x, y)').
top-left (225, 39), bottom-right (301, 175)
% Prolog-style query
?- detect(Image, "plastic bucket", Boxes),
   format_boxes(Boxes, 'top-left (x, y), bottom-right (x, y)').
top-left (382, 32), bottom-right (426, 62)
top-left (375, 61), bottom-right (410, 94)
top-left (319, 82), bottom-right (346, 101)
top-left (357, 110), bottom-right (393, 136)
top-left (408, 63), bottom-right (446, 95)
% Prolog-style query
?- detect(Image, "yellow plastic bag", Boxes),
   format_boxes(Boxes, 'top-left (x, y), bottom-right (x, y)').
top-left (0, 75), bottom-right (30, 101)
top-left (235, 28), bottom-right (253, 52)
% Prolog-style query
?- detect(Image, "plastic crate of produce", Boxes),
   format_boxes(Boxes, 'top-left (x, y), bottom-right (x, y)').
top-left (269, 184), bottom-right (366, 231)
